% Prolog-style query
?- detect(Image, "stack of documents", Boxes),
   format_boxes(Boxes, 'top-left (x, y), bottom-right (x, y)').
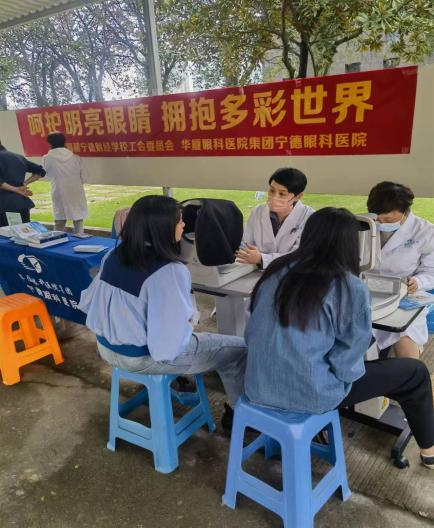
top-left (10, 222), bottom-right (68, 248)
top-left (26, 231), bottom-right (69, 248)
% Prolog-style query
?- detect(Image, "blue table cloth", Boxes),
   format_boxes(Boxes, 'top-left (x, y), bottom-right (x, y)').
top-left (0, 235), bottom-right (116, 324)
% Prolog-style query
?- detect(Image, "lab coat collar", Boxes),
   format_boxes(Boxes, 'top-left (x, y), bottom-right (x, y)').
top-left (265, 200), bottom-right (304, 234)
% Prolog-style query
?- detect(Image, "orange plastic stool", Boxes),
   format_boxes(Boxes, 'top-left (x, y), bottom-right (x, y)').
top-left (0, 293), bottom-right (64, 385)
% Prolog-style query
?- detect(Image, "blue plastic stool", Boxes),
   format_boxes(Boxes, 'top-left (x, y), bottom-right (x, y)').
top-left (107, 368), bottom-right (216, 473)
top-left (222, 396), bottom-right (350, 527)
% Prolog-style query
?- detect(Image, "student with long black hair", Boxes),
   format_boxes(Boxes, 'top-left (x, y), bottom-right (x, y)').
top-left (245, 207), bottom-right (434, 469)
top-left (79, 195), bottom-right (246, 427)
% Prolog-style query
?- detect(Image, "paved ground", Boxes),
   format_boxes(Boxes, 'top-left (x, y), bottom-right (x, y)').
top-left (1, 295), bottom-right (434, 528)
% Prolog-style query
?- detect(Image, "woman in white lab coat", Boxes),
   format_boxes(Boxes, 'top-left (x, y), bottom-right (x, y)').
top-left (237, 168), bottom-right (314, 268)
top-left (367, 182), bottom-right (434, 358)
top-left (43, 132), bottom-right (88, 234)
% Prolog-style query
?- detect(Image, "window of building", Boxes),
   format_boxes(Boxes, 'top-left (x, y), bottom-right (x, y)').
top-left (345, 62), bottom-right (361, 73)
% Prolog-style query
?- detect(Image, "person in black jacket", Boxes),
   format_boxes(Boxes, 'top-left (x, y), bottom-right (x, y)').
top-left (0, 141), bottom-right (46, 227)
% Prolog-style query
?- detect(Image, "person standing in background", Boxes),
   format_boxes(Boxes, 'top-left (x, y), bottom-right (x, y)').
top-left (43, 132), bottom-right (88, 234)
top-left (0, 140), bottom-right (46, 227)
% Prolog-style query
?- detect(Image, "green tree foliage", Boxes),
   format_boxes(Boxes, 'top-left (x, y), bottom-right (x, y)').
top-left (165, 0), bottom-right (275, 88)
top-left (0, 23), bottom-right (77, 107)
top-left (0, 0), bottom-right (433, 108)
top-left (0, 3), bottom-right (134, 107)
top-left (41, 5), bottom-right (131, 102)
top-left (192, 0), bottom-right (434, 81)
top-left (102, 0), bottom-right (189, 94)
top-left (0, 51), bottom-right (14, 109)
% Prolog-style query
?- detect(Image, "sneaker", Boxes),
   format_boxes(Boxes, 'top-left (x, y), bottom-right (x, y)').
top-left (420, 454), bottom-right (434, 469)
top-left (221, 402), bottom-right (234, 432)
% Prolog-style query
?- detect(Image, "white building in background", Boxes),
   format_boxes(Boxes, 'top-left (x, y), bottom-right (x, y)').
top-left (265, 39), bottom-right (434, 81)
top-left (327, 41), bottom-right (434, 76)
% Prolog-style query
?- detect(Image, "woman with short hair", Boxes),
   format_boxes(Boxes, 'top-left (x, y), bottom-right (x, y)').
top-left (236, 167), bottom-right (314, 268)
top-left (366, 181), bottom-right (434, 358)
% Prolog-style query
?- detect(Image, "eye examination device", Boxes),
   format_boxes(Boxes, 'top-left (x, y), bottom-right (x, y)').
top-left (356, 214), bottom-right (406, 321)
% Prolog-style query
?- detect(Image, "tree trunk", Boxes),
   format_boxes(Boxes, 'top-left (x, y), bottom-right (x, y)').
top-left (0, 89), bottom-right (7, 110)
top-left (49, 63), bottom-right (59, 105)
top-left (95, 65), bottom-right (105, 101)
top-left (298, 36), bottom-right (309, 78)
top-left (31, 68), bottom-right (48, 107)
top-left (93, 79), bottom-right (104, 102)
top-left (281, 0), bottom-right (296, 80)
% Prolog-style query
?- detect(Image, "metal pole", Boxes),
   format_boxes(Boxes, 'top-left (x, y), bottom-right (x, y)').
top-left (142, 0), bottom-right (173, 196)
top-left (143, 0), bottom-right (163, 96)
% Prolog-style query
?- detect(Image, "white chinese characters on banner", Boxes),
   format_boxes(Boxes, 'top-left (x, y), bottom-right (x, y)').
top-left (17, 273), bottom-right (78, 309)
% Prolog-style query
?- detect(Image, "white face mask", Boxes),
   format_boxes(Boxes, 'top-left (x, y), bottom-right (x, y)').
top-left (376, 213), bottom-right (405, 233)
top-left (376, 221), bottom-right (401, 233)
top-left (267, 196), bottom-right (295, 213)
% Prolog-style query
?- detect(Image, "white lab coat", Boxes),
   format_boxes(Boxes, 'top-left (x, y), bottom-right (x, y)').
top-left (244, 201), bottom-right (314, 268)
top-left (369, 212), bottom-right (434, 349)
top-left (42, 148), bottom-right (88, 221)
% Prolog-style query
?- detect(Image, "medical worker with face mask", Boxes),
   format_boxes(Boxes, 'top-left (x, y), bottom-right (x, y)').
top-left (367, 181), bottom-right (434, 359)
top-left (237, 167), bottom-right (314, 268)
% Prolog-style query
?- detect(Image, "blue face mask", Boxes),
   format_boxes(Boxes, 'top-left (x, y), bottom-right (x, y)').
top-left (376, 221), bottom-right (401, 233)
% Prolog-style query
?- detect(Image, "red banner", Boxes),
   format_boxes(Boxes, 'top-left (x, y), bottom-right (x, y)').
top-left (16, 66), bottom-right (417, 158)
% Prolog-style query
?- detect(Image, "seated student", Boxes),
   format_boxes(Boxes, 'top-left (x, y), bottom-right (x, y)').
top-left (244, 207), bottom-right (434, 469)
top-left (236, 167), bottom-right (314, 268)
top-left (111, 207), bottom-right (130, 238)
top-left (78, 195), bottom-right (246, 427)
top-left (366, 181), bottom-right (434, 359)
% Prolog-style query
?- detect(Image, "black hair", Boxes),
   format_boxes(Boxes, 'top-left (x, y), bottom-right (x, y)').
top-left (116, 195), bottom-right (182, 268)
top-left (251, 207), bottom-right (360, 330)
top-left (367, 181), bottom-right (414, 214)
top-left (47, 132), bottom-right (66, 148)
top-left (0, 141), bottom-right (6, 151)
top-left (268, 167), bottom-right (307, 195)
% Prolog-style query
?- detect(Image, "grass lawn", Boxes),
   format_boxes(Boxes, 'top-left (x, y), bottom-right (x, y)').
top-left (29, 182), bottom-right (434, 228)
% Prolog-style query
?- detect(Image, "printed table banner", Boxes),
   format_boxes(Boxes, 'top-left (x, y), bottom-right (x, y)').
top-left (16, 66), bottom-right (417, 158)
top-left (0, 236), bottom-right (115, 324)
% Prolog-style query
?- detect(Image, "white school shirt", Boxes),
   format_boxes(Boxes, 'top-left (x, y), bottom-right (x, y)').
top-left (243, 201), bottom-right (314, 268)
top-left (43, 148), bottom-right (88, 221)
top-left (367, 212), bottom-right (434, 349)
top-left (78, 251), bottom-right (194, 361)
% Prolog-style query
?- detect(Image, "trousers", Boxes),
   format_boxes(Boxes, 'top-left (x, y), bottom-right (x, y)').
top-left (54, 219), bottom-right (84, 234)
top-left (340, 358), bottom-right (434, 449)
top-left (97, 332), bottom-right (247, 407)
